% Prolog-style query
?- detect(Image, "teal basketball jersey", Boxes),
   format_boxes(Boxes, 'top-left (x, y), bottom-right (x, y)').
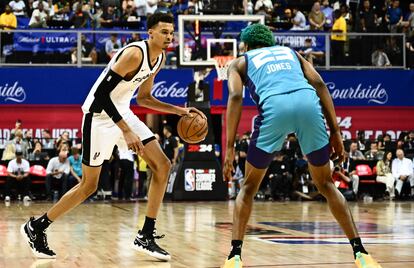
top-left (244, 45), bottom-right (314, 105)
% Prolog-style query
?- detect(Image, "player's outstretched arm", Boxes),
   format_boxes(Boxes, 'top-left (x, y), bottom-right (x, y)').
top-left (223, 57), bottom-right (245, 180)
top-left (136, 54), bottom-right (206, 119)
top-left (295, 51), bottom-right (344, 163)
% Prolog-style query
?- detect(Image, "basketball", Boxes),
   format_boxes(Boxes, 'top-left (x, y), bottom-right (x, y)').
top-left (177, 112), bottom-right (208, 144)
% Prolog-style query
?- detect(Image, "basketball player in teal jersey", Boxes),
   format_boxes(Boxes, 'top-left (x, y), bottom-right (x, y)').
top-left (223, 24), bottom-right (381, 268)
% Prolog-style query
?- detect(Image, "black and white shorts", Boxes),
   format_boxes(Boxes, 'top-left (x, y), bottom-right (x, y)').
top-left (81, 111), bottom-right (155, 166)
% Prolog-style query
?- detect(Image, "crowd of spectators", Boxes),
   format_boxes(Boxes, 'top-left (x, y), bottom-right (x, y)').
top-left (230, 130), bottom-right (414, 202)
top-left (0, 0), bottom-right (414, 67)
top-left (1, 118), bottom-right (414, 203)
top-left (0, 119), bottom-right (185, 203)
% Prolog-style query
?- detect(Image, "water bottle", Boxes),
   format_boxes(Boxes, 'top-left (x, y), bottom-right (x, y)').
top-left (53, 191), bottom-right (59, 202)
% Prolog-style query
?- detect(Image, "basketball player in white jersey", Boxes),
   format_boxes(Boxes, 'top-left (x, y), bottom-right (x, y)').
top-left (21, 13), bottom-right (204, 261)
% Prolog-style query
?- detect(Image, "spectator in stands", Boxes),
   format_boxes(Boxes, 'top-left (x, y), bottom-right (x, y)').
top-left (10, 119), bottom-right (22, 140)
top-left (386, 0), bottom-right (403, 33)
top-left (237, 132), bottom-right (249, 177)
top-left (364, 141), bottom-right (385, 160)
top-left (359, 0), bottom-right (377, 65)
top-left (385, 36), bottom-right (402, 65)
top-left (349, 141), bottom-right (365, 160)
top-left (41, 129), bottom-right (54, 149)
top-left (105, 33), bottom-right (122, 60)
top-left (33, 0), bottom-right (51, 14)
top-left (407, 32), bottom-right (414, 68)
top-left (122, 0), bottom-right (136, 14)
top-left (308, 1), bottom-right (326, 31)
top-left (137, 154), bottom-right (148, 198)
top-left (55, 131), bottom-right (70, 150)
top-left (331, 159), bottom-right (358, 200)
top-left (70, 2), bottom-right (92, 28)
top-left (376, 151), bottom-right (395, 199)
top-left (6, 130), bottom-right (29, 159)
top-left (28, 141), bottom-right (49, 161)
top-left (9, 0), bottom-right (26, 17)
top-left (321, 0), bottom-right (333, 30)
top-left (135, 0), bottom-right (146, 16)
top-left (331, 9), bottom-right (347, 65)
top-left (52, 0), bottom-right (71, 21)
top-left (45, 148), bottom-right (70, 200)
top-left (68, 147), bottom-right (82, 188)
top-left (118, 149), bottom-right (134, 199)
top-left (290, 6), bottom-right (307, 30)
top-left (404, 130), bottom-right (414, 150)
top-left (392, 149), bottom-right (414, 197)
top-left (340, 4), bottom-right (353, 31)
top-left (146, 0), bottom-right (158, 15)
top-left (405, 3), bottom-right (414, 32)
top-left (371, 44), bottom-right (391, 66)
top-left (0, 5), bottom-right (16, 61)
top-left (71, 34), bottom-right (98, 64)
top-left (162, 125), bottom-right (178, 165)
top-left (122, 3), bottom-right (138, 22)
top-left (100, 5), bottom-right (120, 27)
top-left (4, 151), bottom-right (31, 202)
top-left (23, 129), bottom-right (34, 149)
top-left (127, 32), bottom-right (141, 44)
top-left (29, 1), bottom-right (49, 28)
top-left (298, 38), bottom-right (324, 66)
top-left (254, 0), bottom-right (272, 13)
top-left (267, 151), bottom-right (292, 200)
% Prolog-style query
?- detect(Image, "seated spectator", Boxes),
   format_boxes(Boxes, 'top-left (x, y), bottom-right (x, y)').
top-left (349, 141), bottom-right (365, 160)
top-left (135, 0), bottom-right (146, 16)
top-left (68, 147), bottom-right (82, 189)
top-left (52, 0), bottom-right (71, 21)
top-left (403, 130), bottom-right (414, 150)
top-left (146, 0), bottom-right (158, 16)
top-left (392, 149), bottom-right (414, 198)
top-left (371, 45), bottom-right (391, 66)
top-left (376, 151), bottom-right (395, 199)
top-left (2, 130), bottom-right (29, 160)
top-left (23, 129), bottom-right (34, 149)
top-left (127, 32), bottom-right (141, 44)
top-left (33, 0), bottom-right (51, 14)
top-left (364, 141), bottom-right (384, 160)
top-left (28, 141), bottom-right (50, 161)
top-left (254, 0), bottom-right (272, 13)
top-left (70, 3), bottom-right (92, 28)
top-left (122, 3), bottom-right (138, 22)
top-left (41, 129), bottom-right (54, 149)
top-left (55, 131), bottom-right (71, 150)
top-left (9, 0), bottom-right (26, 17)
top-left (10, 119), bottom-right (22, 140)
top-left (308, 1), bottom-right (326, 31)
top-left (331, 159), bottom-right (358, 200)
top-left (45, 148), bottom-right (70, 200)
top-left (29, 1), bottom-right (49, 28)
top-left (100, 5), bottom-right (120, 27)
top-left (290, 6), bottom-right (307, 30)
top-left (267, 151), bottom-right (292, 200)
top-left (105, 33), bottom-right (122, 60)
top-left (4, 151), bottom-right (31, 202)
top-left (71, 34), bottom-right (98, 64)
top-left (122, 0), bottom-right (136, 14)
top-left (297, 38), bottom-right (324, 66)
top-left (404, 3), bottom-right (414, 32)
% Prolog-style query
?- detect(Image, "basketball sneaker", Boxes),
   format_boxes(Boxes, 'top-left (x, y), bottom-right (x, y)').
top-left (132, 230), bottom-right (171, 261)
top-left (355, 252), bottom-right (382, 268)
top-left (20, 217), bottom-right (56, 259)
top-left (223, 255), bottom-right (243, 268)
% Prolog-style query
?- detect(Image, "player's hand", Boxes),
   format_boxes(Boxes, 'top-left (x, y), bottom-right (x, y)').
top-left (223, 148), bottom-right (235, 181)
top-left (123, 130), bottom-right (144, 156)
top-left (178, 107), bottom-right (207, 120)
top-left (329, 130), bottom-right (344, 164)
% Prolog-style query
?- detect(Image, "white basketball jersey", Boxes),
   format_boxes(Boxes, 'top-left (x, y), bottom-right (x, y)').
top-left (82, 40), bottom-right (164, 116)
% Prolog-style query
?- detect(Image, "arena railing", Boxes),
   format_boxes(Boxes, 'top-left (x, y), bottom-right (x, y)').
top-left (0, 29), bottom-right (407, 69)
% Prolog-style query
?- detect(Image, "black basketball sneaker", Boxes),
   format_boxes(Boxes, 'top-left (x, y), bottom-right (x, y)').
top-left (20, 217), bottom-right (56, 258)
top-left (132, 230), bottom-right (171, 261)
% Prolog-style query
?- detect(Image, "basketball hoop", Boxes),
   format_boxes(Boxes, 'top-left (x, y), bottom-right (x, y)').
top-left (213, 56), bottom-right (235, 81)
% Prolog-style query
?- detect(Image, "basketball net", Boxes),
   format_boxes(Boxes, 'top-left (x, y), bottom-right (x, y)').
top-left (213, 56), bottom-right (235, 81)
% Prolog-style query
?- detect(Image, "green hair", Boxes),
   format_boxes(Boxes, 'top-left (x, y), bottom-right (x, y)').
top-left (240, 23), bottom-right (275, 49)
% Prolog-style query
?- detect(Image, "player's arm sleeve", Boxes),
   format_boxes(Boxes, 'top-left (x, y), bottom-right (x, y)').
top-left (93, 68), bottom-right (124, 123)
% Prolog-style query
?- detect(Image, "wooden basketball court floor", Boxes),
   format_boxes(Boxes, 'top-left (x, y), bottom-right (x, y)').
top-left (1, 200), bottom-right (414, 268)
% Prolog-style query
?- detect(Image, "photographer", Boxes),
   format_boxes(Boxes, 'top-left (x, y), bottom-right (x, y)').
top-left (267, 152), bottom-right (292, 200)
top-left (331, 158), bottom-right (359, 201)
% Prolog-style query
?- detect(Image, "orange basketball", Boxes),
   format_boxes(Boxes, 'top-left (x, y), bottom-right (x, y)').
top-left (177, 112), bottom-right (208, 144)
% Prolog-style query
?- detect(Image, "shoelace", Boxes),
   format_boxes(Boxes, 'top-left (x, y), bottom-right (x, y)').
top-left (37, 230), bottom-right (54, 253)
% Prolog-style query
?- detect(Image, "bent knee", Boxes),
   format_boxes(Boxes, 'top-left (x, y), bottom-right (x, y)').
top-left (152, 158), bottom-right (171, 174)
top-left (79, 182), bottom-right (98, 197)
